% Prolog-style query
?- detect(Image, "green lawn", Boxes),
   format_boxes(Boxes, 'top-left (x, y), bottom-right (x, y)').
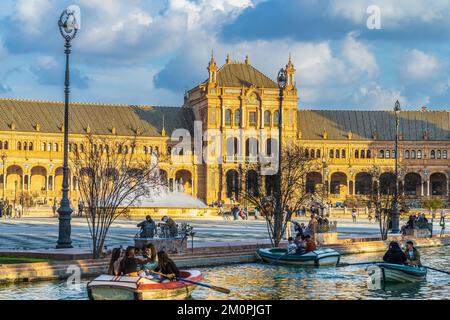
top-left (0, 257), bottom-right (49, 265)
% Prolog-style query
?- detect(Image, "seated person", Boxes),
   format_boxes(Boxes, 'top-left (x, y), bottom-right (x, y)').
top-left (383, 241), bottom-right (407, 265)
top-left (304, 235), bottom-right (317, 253)
top-left (108, 248), bottom-right (123, 276)
top-left (294, 233), bottom-right (305, 254)
top-left (141, 243), bottom-right (158, 275)
top-left (155, 251), bottom-right (181, 281)
top-left (120, 246), bottom-right (143, 276)
top-left (404, 241), bottom-right (422, 266)
top-left (287, 237), bottom-right (298, 255)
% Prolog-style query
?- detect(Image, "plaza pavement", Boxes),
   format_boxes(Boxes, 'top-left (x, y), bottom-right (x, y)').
top-left (0, 215), bottom-right (447, 251)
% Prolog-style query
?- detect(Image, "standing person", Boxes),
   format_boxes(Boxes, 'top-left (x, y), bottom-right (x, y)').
top-left (254, 207), bottom-right (259, 220)
top-left (52, 202), bottom-right (57, 217)
top-left (243, 207), bottom-right (249, 220)
top-left (0, 201), bottom-right (4, 218)
top-left (137, 215), bottom-right (156, 238)
top-left (78, 200), bottom-right (84, 217)
top-left (440, 210), bottom-right (446, 225)
top-left (352, 207), bottom-right (357, 223)
top-left (232, 205), bottom-right (239, 221)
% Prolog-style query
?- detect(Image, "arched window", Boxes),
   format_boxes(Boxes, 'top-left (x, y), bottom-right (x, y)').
top-left (29, 142), bottom-right (33, 151)
top-left (367, 150), bottom-right (372, 159)
top-left (80, 144), bottom-right (84, 153)
top-left (379, 150), bottom-right (384, 158)
top-left (386, 150), bottom-right (390, 158)
top-left (264, 111), bottom-right (271, 127)
top-left (430, 150), bottom-right (435, 159)
top-left (225, 109), bottom-right (232, 126)
top-left (0, 141), bottom-right (2, 150)
top-left (167, 147), bottom-right (172, 156)
top-left (48, 143), bottom-right (53, 152)
top-left (305, 149), bottom-right (309, 158)
top-left (149, 146), bottom-right (153, 155)
top-left (24, 142), bottom-right (28, 151)
top-left (4, 141), bottom-right (8, 150)
top-left (417, 150), bottom-right (422, 159)
top-left (273, 111), bottom-right (280, 127)
top-left (405, 150), bottom-right (410, 159)
top-left (17, 142), bottom-right (22, 150)
top-left (310, 149), bottom-right (315, 158)
top-left (234, 109), bottom-right (241, 127)
top-left (443, 150), bottom-right (448, 159)
top-left (411, 150), bottom-right (416, 159)
top-left (335, 149), bottom-right (340, 158)
top-left (354, 150), bottom-right (359, 159)
top-left (329, 150), bottom-right (334, 158)
top-left (42, 143), bottom-right (47, 151)
top-left (360, 150), bottom-right (365, 159)
top-left (143, 146), bottom-right (147, 154)
top-left (55, 143), bottom-right (59, 152)
top-left (316, 150), bottom-right (321, 158)
top-left (342, 149), bottom-right (346, 159)
top-left (437, 150), bottom-right (441, 159)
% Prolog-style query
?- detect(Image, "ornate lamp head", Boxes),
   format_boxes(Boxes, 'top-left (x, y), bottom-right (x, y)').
top-left (277, 68), bottom-right (287, 90)
top-left (58, 6), bottom-right (81, 41)
top-left (394, 100), bottom-right (401, 114)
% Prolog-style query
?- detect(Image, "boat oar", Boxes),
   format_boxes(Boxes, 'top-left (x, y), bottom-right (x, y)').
top-left (151, 271), bottom-right (231, 295)
top-left (423, 266), bottom-right (450, 276)
top-left (337, 261), bottom-right (380, 268)
top-left (269, 251), bottom-right (289, 266)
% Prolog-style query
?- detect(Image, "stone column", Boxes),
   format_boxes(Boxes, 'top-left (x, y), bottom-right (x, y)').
top-left (427, 180), bottom-right (430, 197)
top-left (421, 182), bottom-right (424, 197)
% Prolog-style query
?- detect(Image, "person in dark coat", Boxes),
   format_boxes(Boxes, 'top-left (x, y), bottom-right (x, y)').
top-left (155, 251), bottom-right (180, 280)
top-left (138, 215), bottom-right (157, 238)
top-left (120, 246), bottom-right (142, 276)
top-left (383, 241), bottom-right (407, 265)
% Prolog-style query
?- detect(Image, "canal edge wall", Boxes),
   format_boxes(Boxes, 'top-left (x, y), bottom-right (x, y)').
top-left (1, 236), bottom-right (449, 284)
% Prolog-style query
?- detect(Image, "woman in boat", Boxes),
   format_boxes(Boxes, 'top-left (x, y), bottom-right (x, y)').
top-left (108, 248), bottom-right (123, 276)
top-left (155, 251), bottom-right (180, 280)
top-left (142, 243), bottom-right (158, 273)
top-left (287, 237), bottom-right (297, 255)
top-left (404, 241), bottom-right (422, 266)
top-left (383, 241), bottom-right (407, 265)
top-left (120, 246), bottom-right (142, 276)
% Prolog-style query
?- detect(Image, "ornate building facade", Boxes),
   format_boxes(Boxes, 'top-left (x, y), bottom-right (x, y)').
top-left (0, 56), bottom-right (449, 208)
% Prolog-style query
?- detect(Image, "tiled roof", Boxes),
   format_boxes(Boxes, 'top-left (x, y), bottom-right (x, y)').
top-left (298, 110), bottom-right (450, 141)
top-left (0, 99), bottom-right (194, 137)
top-left (213, 63), bottom-right (278, 88)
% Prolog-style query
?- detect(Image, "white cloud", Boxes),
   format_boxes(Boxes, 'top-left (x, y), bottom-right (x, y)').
top-left (13, 0), bottom-right (52, 35)
top-left (341, 32), bottom-right (378, 77)
top-left (352, 82), bottom-right (405, 109)
top-left (402, 49), bottom-right (441, 81)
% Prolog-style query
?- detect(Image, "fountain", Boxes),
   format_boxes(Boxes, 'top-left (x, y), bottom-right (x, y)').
top-left (127, 154), bottom-right (213, 218)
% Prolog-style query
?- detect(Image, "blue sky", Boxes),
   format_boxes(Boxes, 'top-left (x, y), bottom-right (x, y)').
top-left (0, 0), bottom-right (449, 110)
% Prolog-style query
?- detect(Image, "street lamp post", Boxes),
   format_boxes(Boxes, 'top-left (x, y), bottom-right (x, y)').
top-left (391, 100), bottom-right (401, 234)
top-left (275, 68), bottom-right (287, 236)
top-left (1, 154), bottom-right (6, 201)
top-left (56, 8), bottom-right (80, 249)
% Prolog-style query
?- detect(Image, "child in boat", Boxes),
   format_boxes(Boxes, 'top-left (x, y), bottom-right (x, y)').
top-left (383, 241), bottom-right (407, 265)
top-left (404, 241), bottom-right (422, 266)
top-left (155, 251), bottom-right (181, 281)
top-left (287, 237), bottom-right (297, 255)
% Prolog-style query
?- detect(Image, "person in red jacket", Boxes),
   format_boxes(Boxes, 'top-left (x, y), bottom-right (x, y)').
top-left (304, 235), bottom-right (317, 253)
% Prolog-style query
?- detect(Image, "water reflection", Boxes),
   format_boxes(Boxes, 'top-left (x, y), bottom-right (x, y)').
top-left (0, 246), bottom-right (449, 300)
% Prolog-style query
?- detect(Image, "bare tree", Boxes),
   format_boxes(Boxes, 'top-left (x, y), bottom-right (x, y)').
top-left (241, 145), bottom-right (320, 247)
top-left (367, 166), bottom-right (408, 240)
top-left (71, 134), bottom-right (163, 259)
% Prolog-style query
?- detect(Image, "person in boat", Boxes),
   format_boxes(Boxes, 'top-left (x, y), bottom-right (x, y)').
top-left (138, 215), bottom-right (156, 239)
top-left (304, 235), bottom-right (317, 253)
top-left (404, 241), bottom-right (422, 266)
top-left (108, 248), bottom-right (123, 276)
top-left (294, 233), bottom-right (306, 254)
top-left (287, 237), bottom-right (297, 255)
top-left (142, 243), bottom-right (158, 274)
top-left (155, 251), bottom-right (180, 280)
top-left (120, 246), bottom-right (143, 276)
top-left (383, 241), bottom-right (407, 265)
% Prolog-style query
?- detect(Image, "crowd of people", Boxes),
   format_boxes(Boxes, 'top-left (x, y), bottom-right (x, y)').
top-left (137, 215), bottom-right (179, 239)
top-left (287, 234), bottom-right (317, 255)
top-left (108, 244), bottom-right (181, 281)
top-left (0, 200), bottom-right (23, 219)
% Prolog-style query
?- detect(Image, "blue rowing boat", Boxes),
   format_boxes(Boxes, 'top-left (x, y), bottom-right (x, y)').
top-left (367, 263), bottom-right (427, 283)
top-left (256, 248), bottom-right (341, 266)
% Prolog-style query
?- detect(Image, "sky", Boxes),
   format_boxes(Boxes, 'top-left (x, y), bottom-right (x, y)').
top-left (0, 0), bottom-right (449, 110)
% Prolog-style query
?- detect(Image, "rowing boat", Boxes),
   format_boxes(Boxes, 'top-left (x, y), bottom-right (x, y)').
top-left (367, 263), bottom-right (427, 283)
top-left (256, 248), bottom-right (341, 266)
top-left (87, 270), bottom-right (203, 300)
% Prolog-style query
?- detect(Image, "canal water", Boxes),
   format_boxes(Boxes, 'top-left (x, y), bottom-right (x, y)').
top-left (1, 246), bottom-right (449, 300)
